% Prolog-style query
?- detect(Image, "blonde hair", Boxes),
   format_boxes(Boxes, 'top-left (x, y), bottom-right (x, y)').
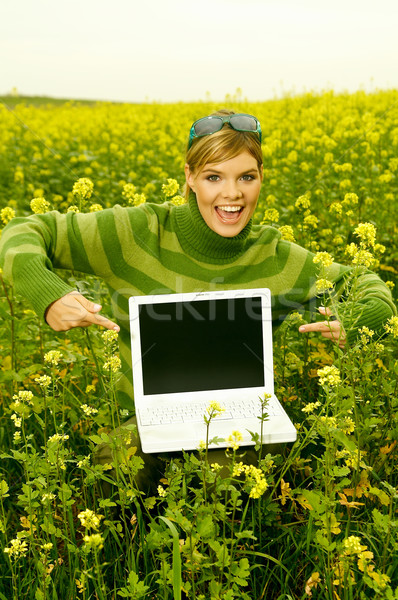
top-left (184, 109), bottom-right (263, 201)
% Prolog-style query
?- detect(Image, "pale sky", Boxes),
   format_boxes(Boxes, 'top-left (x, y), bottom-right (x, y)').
top-left (1, 0), bottom-right (397, 102)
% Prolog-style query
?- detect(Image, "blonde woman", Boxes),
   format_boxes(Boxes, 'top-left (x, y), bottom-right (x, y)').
top-left (0, 110), bottom-right (395, 490)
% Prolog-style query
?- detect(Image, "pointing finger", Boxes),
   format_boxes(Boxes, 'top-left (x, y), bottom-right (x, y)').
top-left (83, 310), bottom-right (120, 331)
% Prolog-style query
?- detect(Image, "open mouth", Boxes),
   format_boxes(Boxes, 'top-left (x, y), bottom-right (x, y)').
top-left (215, 206), bottom-right (244, 224)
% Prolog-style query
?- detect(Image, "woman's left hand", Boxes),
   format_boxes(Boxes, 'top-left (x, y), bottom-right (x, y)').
top-left (298, 306), bottom-right (346, 349)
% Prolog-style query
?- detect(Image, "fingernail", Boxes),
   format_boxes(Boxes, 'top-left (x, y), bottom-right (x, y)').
top-left (299, 326), bottom-right (306, 332)
top-left (93, 304), bottom-right (102, 310)
top-left (113, 326), bottom-right (120, 332)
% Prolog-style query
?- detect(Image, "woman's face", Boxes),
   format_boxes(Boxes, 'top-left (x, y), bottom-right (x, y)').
top-left (185, 151), bottom-right (263, 238)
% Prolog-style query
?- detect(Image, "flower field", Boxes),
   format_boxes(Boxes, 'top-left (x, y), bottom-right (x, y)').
top-left (0, 90), bottom-right (398, 599)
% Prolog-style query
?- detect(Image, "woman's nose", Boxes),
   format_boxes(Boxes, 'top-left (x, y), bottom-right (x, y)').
top-left (222, 181), bottom-right (242, 200)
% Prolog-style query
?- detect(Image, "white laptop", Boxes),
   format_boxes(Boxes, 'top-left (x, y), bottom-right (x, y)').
top-left (128, 288), bottom-right (296, 453)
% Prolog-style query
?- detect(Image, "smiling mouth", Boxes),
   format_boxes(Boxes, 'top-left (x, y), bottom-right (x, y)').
top-left (215, 206), bottom-right (244, 223)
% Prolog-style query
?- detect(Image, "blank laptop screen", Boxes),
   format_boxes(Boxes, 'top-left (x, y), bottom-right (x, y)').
top-left (138, 297), bottom-right (264, 395)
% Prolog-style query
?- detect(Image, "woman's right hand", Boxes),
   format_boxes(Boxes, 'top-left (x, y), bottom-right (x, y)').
top-left (45, 291), bottom-right (120, 332)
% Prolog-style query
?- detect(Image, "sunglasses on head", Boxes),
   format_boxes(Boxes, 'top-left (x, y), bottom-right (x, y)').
top-left (188, 113), bottom-right (262, 149)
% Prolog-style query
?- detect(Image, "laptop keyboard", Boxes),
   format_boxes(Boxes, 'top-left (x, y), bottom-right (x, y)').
top-left (138, 397), bottom-right (283, 426)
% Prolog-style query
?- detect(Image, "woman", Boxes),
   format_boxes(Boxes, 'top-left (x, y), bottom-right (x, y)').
top-left (0, 110), bottom-right (395, 490)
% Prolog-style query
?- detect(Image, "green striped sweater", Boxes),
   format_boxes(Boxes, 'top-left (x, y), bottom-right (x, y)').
top-left (1, 195), bottom-right (395, 408)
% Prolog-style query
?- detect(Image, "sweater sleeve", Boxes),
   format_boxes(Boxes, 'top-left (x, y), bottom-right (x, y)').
top-left (0, 208), bottom-right (121, 318)
top-left (273, 238), bottom-right (396, 341)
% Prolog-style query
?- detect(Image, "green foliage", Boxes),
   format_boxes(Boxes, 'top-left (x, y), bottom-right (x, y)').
top-left (1, 91), bottom-right (398, 598)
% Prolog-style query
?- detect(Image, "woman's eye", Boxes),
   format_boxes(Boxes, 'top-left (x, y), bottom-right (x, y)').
top-left (207, 175), bottom-right (219, 181)
top-left (241, 174), bottom-right (255, 181)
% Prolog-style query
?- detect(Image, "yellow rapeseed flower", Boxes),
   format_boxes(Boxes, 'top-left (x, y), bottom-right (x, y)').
top-left (227, 430), bottom-right (243, 451)
top-left (122, 183), bottom-right (137, 201)
top-left (313, 252), bottom-right (334, 268)
top-left (354, 222), bottom-right (376, 247)
top-left (162, 178), bottom-right (179, 197)
top-left (4, 537), bottom-right (29, 559)
top-left (72, 178), bottom-right (94, 200)
top-left (342, 192), bottom-right (358, 206)
top-left (83, 534), bottom-right (104, 550)
top-left (44, 350), bottom-right (63, 366)
top-left (343, 535), bottom-right (363, 555)
top-left (295, 193), bottom-right (311, 210)
top-left (278, 225), bottom-right (295, 242)
top-left (384, 315), bottom-right (398, 337)
top-left (89, 203), bottom-right (103, 212)
top-left (78, 509), bottom-right (103, 530)
top-left (261, 208), bottom-right (280, 224)
top-left (30, 197), bottom-right (50, 214)
top-left (1, 206), bottom-right (16, 225)
top-left (303, 214), bottom-right (318, 229)
top-left (315, 279), bottom-right (334, 293)
top-left (317, 365), bottom-right (341, 387)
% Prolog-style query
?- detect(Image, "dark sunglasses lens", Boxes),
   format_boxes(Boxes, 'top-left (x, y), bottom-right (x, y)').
top-left (194, 118), bottom-right (223, 136)
top-left (230, 115), bottom-right (257, 131)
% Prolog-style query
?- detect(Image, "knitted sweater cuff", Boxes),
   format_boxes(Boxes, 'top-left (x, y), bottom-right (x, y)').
top-left (14, 256), bottom-right (75, 320)
top-left (342, 298), bottom-right (394, 345)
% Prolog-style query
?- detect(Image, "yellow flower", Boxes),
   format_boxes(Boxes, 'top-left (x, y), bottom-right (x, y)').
top-left (315, 279), bottom-right (334, 293)
top-left (48, 433), bottom-right (69, 443)
top-left (162, 178), bottom-right (179, 197)
top-left (329, 202), bottom-right (342, 216)
top-left (13, 390), bottom-right (34, 404)
top-left (261, 208), bottom-right (280, 224)
top-left (206, 401), bottom-right (225, 417)
top-left (103, 355), bottom-right (121, 372)
top-left (44, 350), bottom-right (63, 366)
top-left (345, 243), bottom-right (375, 268)
top-left (341, 416), bottom-right (355, 434)
top-left (78, 509), bottom-right (103, 530)
top-left (295, 193), bottom-right (311, 210)
top-left (72, 178), bottom-right (94, 200)
top-left (130, 192), bottom-right (146, 206)
top-left (210, 462), bottom-right (222, 471)
top-left (359, 326), bottom-right (374, 345)
top-left (122, 183), bottom-right (137, 201)
top-left (343, 535), bottom-right (363, 555)
top-left (384, 315), bottom-right (398, 337)
top-left (30, 197), bottom-right (50, 214)
top-left (301, 401), bottom-right (321, 414)
top-left (227, 430), bottom-right (243, 451)
top-left (67, 205), bottom-right (79, 213)
top-left (4, 538), bottom-right (29, 559)
top-left (354, 222), bottom-right (376, 247)
top-left (1, 206), bottom-right (16, 225)
top-left (81, 404), bottom-right (98, 417)
top-left (386, 281), bottom-right (395, 290)
top-left (278, 225), bottom-right (295, 242)
top-left (319, 415), bottom-right (338, 429)
top-left (317, 365), bottom-right (341, 387)
top-left (170, 195), bottom-right (185, 206)
top-left (342, 192), bottom-right (358, 206)
top-left (313, 252), bottom-right (334, 268)
top-left (303, 214), bottom-right (318, 229)
top-left (157, 485), bottom-right (167, 497)
top-left (89, 203), bottom-right (103, 212)
top-left (102, 329), bottom-right (119, 344)
top-left (11, 414), bottom-right (22, 428)
top-left (83, 534), bottom-right (104, 550)
top-left (34, 375), bottom-right (52, 388)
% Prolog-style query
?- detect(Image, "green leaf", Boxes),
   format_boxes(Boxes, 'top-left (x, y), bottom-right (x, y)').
top-left (158, 516), bottom-right (181, 600)
top-left (0, 480), bottom-right (9, 498)
top-left (196, 514), bottom-right (215, 540)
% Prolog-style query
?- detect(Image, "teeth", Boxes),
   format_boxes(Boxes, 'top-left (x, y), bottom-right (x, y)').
top-left (217, 206), bottom-right (242, 212)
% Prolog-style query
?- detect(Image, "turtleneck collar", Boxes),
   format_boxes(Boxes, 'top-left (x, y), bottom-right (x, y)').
top-left (173, 192), bottom-right (253, 263)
